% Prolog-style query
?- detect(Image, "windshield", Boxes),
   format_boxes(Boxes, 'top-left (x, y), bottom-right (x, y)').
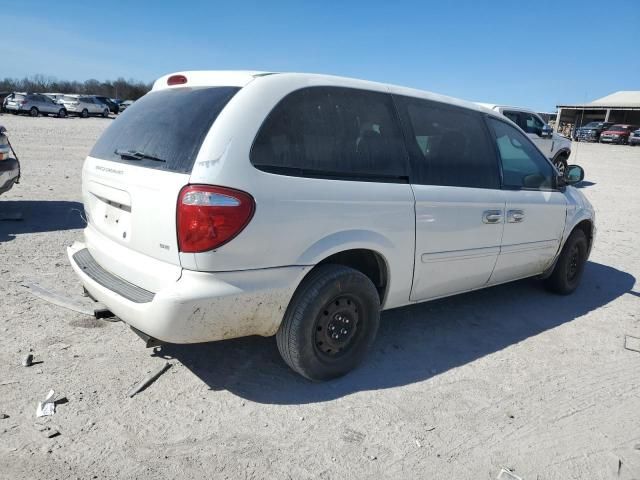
top-left (89, 86), bottom-right (240, 173)
top-left (607, 125), bottom-right (627, 131)
top-left (583, 122), bottom-right (602, 128)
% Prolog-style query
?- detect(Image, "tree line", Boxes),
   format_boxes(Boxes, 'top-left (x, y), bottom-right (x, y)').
top-left (0, 74), bottom-right (152, 100)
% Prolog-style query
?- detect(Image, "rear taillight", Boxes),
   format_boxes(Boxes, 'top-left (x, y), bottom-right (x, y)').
top-left (177, 185), bottom-right (255, 253)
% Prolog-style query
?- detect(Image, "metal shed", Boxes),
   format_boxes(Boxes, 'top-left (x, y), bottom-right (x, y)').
top-left (555, 91), bottom-right (640, 134)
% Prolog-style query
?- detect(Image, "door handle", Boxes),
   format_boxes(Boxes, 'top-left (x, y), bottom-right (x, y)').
top-left (507, 209), bottom-right (525, 223)
top-left (482, 210), bottom-right (503, 224)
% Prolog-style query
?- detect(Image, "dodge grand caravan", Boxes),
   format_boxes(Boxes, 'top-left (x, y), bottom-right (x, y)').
top-left (68, 71), bottom-right (595, 380)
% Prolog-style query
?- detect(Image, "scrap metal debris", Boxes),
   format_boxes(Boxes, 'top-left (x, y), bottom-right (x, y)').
top-left (36, 390), bottom-right (57, 417)
top-left (0, 413), bottom-right (9, 419)
top-left (127, 362), bottom-right (171, 398)
top-left (624, 335), bottom-right (640, 353)
top-left (22, 354), bottom-right (33, 367)
top-left (22, 281), bottom-right (102, 317)
top-left (43, 427), bottom-right (61, 439)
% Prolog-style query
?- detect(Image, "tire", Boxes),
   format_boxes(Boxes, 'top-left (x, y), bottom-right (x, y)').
top-left (276, 265), bottom-right (381, 381)
top-left (81, 109), bottom-right (89, 118)
top-left (102, 109), bottom-right (109, 118)
top-left (58, 108), bottom-right (67, 118)
top-left (544, 229), bottom-right (588, 295)
top-left (29, 107), bottom-right (39, 117)
top-left (552, 154), bottom-right (568, 176)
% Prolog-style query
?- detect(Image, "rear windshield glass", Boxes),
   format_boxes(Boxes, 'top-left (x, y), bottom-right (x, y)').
top-left (90, 86), bottom-right (240, 173)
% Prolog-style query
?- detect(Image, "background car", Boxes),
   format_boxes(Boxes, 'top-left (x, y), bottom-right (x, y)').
top-left (479, 104), bottom-right (572, 175)
top-left (58, 95), bottom-right (110, 118)
top-left (599, 124), bottom-right (638, 144)
top-left (574, 121), bottom-right (614, 142)
top-left (628, 128), bottom-right (640, 146)
top-left (93, 96), bottom-right (120, 114)
top-left (118, 99), bottom-right (134, 112)
top-left (0, 125), bottom-right (20, 195)
top-left (3, 92), bottom-right (68, 117)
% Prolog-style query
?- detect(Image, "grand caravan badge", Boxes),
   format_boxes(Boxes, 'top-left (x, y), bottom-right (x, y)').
top-left (95, 165), bottom-right (124, 175)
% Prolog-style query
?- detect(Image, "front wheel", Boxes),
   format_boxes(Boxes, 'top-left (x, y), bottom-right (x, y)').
top-left (102, 109), bottom-right (109, 118)
top-left (29, 107), bottom-right (39, 117)
top-left (58, 108), bottom-right (67, 118)
top-left (81, 109), bottom-right (89, 118)
top-left (552, 155), bottom-right (568, 176)
top-left (276, 265), bottom-right (380, 381)
top-left (544, 229), bottom-right (588, 295)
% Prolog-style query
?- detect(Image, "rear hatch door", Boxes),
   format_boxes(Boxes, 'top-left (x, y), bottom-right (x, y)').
top-left (83, 86), bottom-right (240, 281)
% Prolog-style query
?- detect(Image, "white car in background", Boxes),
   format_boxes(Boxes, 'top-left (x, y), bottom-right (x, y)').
top-left (58, 95), bottom-right (110, 118)
top-left (478, 104), bottom-right (572, 175)
top-left (68, 71), bottom-right (595, 381)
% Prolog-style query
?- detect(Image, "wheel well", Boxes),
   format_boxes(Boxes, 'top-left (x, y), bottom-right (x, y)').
top-left (573, 220), bottom-right (593, 250)
top-left (317, 249), bottom-right (388, 304)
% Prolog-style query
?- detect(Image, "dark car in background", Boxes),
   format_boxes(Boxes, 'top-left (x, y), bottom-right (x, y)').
top-left (575, 121), bottom-right (614, 142)
top-left (629, 128), bottom-right (640, 146)
top-left (93, 96), bottom-right (120, 114)
top-left (600, 124), bottom-right (638, 144)
top-left (117, 99), bottom-right (134, 112)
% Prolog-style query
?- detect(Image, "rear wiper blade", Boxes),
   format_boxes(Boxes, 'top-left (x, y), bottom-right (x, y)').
top-left (114, 149), bottom-right (166, 163)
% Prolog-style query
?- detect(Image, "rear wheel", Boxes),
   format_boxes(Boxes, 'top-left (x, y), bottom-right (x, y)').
top-left (29, 107), bottom-right (39, 117)
top-left (102, 109), bottom-right (109, 118)
top-left (544, 229), bottom-right (588, 295)
top-left (276, 265), bottom-right (380, 381)
top-left (58, 108), bottom-right (67, 118)
top-left (81, 108), bottom-right (89, 118)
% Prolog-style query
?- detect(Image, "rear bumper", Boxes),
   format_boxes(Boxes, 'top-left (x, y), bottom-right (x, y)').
top-left (600, 136), bottom-right (624, 143)
top-left (67, 242), bottom-right (308, 343)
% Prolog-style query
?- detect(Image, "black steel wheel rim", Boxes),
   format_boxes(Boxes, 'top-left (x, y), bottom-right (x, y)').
top-left (314, 295), bottom-right (362, 359)
top-left (567, 244), bottom-right (580, 282)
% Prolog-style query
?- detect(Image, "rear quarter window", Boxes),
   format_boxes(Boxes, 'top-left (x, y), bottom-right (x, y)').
top-left (90, 86), bottom-right (240, 173)
top-left (251, 86), bottom-right (408, 182)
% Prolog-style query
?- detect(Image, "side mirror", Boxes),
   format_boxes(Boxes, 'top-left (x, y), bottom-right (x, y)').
top-left (564, 165), bottom-right (585, 185)
top-left (540, 124), bottom-right (553, 138)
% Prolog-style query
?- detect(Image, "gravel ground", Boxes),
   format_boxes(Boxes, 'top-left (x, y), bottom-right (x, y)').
top-left (0, 114), bottom-right (639, 480)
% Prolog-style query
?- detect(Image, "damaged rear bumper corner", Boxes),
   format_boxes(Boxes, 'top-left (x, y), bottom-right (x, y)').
top-left (67, 241), bottom-right (309, 344)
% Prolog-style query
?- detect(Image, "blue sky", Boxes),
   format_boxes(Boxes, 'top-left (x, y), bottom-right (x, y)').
top-left (2, 0), bottom-right (639, 111)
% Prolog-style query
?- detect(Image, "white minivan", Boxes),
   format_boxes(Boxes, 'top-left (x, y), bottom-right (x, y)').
top-left (68, 71), bottom-right (595, 380)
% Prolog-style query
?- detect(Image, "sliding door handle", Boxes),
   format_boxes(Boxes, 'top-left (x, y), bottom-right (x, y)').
top-left (508, 209), bottom-right (525, 223)
top-left (482, 210), bottom-right (503, 224)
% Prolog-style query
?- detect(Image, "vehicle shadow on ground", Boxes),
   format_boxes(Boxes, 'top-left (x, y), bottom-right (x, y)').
top-left (154, 261), bottom-right (635, 405)
top-left (0, 200), bottom-right (86, 242)
top-left (576, 180), bottom-right (596, 189)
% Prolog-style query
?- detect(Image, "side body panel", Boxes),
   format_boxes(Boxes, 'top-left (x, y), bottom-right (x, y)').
top-left (410, 186), bottom-right (505, 300)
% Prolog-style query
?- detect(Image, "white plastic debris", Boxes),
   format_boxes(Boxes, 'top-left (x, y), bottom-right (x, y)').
top-left (497, 468), bottom-right (523, 480)
top-left (36, 390), bottom-right (56, 417)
